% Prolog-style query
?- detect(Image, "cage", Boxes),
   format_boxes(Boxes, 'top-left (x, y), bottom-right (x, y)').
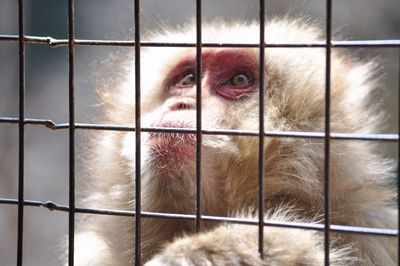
top-left (0, 0), bottom-right (399, 265)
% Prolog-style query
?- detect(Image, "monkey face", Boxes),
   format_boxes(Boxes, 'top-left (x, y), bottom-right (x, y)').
top-left (117, 21), bottom-right (373, 217)
top-left (133, 48), bottom-right (262, 214)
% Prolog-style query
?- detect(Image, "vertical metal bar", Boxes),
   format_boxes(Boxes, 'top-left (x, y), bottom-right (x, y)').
top-left (17, 0), bottom-right (25, 264)
top-left (397, 49), bottom-right (400, 266)
top-left (324, 0), bottom-right (333, 265)
top-left (67, 0), bottom-right (76, 265)
top-left (134, 0), bottom-right (142, 264)
top-left (258, 0), bottom-right (266, 259)
top-left (195, 0), bottom-right (202, 233)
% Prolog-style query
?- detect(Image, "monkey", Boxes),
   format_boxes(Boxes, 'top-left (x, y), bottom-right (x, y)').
top-left (70, 17), bottom-right (398, 265)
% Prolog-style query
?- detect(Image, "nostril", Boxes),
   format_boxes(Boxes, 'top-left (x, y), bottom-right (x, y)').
top-left (168, 101), bottom-right (195, 111)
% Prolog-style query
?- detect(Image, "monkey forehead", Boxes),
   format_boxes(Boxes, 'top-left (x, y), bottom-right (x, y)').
top-left (166, 48), bottom-right (258, 71)
top-left (205, 49), bottom-right (259, 75)
top-left (146, 18), bottom-right (322, 45)
top-left (141, 18), bottom-right (324, 71)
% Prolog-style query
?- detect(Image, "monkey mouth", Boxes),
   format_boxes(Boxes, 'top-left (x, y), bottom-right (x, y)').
top-left (148, 119), bottom-right (196, 144)
top-left (147, 118), bottom-right (196, 179)
top-left (148, 110), bottom-right (197, 144)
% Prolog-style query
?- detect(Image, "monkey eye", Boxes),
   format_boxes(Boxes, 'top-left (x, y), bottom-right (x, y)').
top-left (215, 71), bottom-right (254, 101)
top-left (229, 73), bottom-right (251, 87)
top-left (177, 73), bottom-right (196, 87)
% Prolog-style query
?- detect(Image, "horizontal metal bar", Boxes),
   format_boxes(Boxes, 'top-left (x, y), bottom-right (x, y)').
top-left (0, 117), bottom-right (397, 141)
top-left (1, 34), bottom-right (399, 48)
top-left (0, 117), bottom-right (70, 129)
top-left (0, 197), bottom-right (397, 237)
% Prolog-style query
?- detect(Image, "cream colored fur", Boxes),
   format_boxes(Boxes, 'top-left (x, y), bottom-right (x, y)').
top-left (70, 18), bottom-right (397, 265)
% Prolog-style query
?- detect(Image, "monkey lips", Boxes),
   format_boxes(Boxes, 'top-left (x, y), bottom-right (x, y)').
top-left (147, 110), bottom-right (197, 179)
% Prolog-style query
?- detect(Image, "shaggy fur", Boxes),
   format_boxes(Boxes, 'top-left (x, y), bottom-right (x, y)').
top-left (71, 18), bottom-right (397, 265)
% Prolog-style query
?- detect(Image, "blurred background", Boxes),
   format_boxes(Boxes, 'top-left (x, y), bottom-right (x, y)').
top-left (0, 0), bottom-right (399, 265)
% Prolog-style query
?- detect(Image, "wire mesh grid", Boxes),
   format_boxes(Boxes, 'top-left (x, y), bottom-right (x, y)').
top-left (0, 0), bottom-right (399, 265)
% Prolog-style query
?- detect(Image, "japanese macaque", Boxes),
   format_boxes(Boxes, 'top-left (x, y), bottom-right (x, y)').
top-left (71, 18), bottom-right (397, 265)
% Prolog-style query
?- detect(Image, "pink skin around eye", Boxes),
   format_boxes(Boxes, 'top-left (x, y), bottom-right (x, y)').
top-left (207, 50), bottom-right (258, 101)
top-left (166, 52), bottom-right (210, 96)
top-left (166, 49), bottom-right (257, 100)
top-left (168, 68), bottom-right (195, 95)
top-left (217, 79), bottom-right (254, 100)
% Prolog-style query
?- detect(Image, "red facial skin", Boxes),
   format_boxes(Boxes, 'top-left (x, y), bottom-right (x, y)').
top-left (206, 49), bottom-right (258, 100)
top-left (148, 104), bottom-right (197, 179)
top-left (149, 49), bottom-right (258, 178)
top-left (167, 49), bottom-right (258, 100)
top-left (148, 120), bottom-right (196, 179)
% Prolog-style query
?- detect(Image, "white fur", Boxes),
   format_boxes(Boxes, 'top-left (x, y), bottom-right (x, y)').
top-left (69, 18), bottom-right (397, 265)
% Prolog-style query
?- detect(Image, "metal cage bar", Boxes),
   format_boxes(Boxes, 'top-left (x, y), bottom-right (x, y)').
top-left (67, 0), bottom-right (76, 265)
top-left (0, 118), bottom-right (397, 141)
top-left (0, 197), bottom-right (397, 236)
top-left (1, 34), bottom-right (400, 48)
top-left (398, 46), bottom-right (400, 266)
top-left (0, 118), bottom-right (398, 141)
top-left (258, 0), bottom-right (266, 259)
top-left (324, 0), bottom-right (333, 264)
top-left (195, 0), bottom-right (203, 233)
top-left (16, 0), bottom-right (25, 265)
top-left (134, 0), bottom-right (142, 264)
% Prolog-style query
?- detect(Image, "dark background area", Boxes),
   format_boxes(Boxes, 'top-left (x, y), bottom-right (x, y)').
top-left (0, 0), bottom-right (399, 265)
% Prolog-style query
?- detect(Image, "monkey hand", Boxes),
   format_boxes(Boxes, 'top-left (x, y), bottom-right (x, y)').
top-left (145, 216), bottom-right (348, 266)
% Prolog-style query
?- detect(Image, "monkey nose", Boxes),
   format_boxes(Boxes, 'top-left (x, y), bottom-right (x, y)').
top-left (166, 98), bottom-right (196, 111)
